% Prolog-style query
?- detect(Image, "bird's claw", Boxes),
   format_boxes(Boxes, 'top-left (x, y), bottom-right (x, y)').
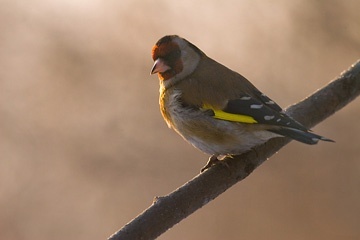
top-left (200, 155), bottom-right (230, 172)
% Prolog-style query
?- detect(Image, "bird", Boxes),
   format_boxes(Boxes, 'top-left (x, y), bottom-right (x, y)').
top-left (150, 35), bottom-right (333, 172)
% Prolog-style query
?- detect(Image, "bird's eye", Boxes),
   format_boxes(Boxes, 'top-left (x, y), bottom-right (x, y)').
top-left (165, 49), bottom-right (181, 62)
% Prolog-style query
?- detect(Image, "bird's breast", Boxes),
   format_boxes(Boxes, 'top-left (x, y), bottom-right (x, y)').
top-left (159, 87), bottom-right (191, 129)
top-left (159, 86), bottom-right (245, 154)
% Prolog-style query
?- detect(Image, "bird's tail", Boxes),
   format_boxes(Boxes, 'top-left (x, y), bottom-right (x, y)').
top-left (268, 127), bottom-right (334, 145)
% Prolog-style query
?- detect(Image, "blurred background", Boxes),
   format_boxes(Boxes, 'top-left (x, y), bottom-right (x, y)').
top-left (1, 0), bottom-right (359, 239)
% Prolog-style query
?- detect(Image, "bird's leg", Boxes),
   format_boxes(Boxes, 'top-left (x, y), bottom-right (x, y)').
top-left (200, 154), bottom-right (229, 172)
top-left (200, 155), bottom-right (220, 172)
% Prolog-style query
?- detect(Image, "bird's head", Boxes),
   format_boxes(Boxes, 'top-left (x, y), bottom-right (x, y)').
top-left (151, 35), bottom-right (203, 83)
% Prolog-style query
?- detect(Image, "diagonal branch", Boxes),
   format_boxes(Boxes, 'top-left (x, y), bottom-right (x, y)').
top-left (108, 60), bottom-right (360, 240)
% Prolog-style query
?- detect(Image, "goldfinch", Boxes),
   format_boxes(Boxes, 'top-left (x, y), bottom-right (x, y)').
top-left (150, 35), bottom-right (333, 171)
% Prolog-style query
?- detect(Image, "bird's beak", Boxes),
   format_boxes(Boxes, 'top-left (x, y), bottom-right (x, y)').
top-left (150, 58), bottom-right (171, 75)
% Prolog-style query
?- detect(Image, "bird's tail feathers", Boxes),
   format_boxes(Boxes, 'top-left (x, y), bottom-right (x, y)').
top-left (268, 127), bottom-right (334, 145)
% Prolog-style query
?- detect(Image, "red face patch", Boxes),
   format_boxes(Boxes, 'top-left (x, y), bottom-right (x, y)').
top-left (151, 39), bottom-right (183, 81)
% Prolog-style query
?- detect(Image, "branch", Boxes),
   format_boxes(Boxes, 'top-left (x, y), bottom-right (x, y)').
top-left (108, 60), bottom-right (360, 240)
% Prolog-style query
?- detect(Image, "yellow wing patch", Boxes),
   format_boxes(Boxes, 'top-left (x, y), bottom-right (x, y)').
top-left (202, 104), bottom-right (258, 124)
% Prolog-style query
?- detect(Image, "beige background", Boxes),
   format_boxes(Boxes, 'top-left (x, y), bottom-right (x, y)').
top-left (1, 1), bottom-right (359, 239)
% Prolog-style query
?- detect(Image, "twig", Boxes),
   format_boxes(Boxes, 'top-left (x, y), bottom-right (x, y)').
top-left (108, 60), bottom-right (360, 240)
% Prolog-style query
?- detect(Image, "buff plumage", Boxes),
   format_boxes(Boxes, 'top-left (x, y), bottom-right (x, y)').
top-left (151, 35), bottom-right (333, 171)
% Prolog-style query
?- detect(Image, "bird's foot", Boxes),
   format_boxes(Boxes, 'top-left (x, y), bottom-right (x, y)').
top-left (200, 155), bottom-right (230, 173)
